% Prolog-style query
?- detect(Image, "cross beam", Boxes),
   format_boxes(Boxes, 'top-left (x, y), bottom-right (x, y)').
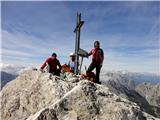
top-left (74, 13), bottom-right (84, 75)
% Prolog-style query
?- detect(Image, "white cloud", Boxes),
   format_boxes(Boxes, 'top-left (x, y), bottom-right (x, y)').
top-left (2, 21), bottom-right (159, 74)
top-left (1, 48), bottom-right (33, 57)
top-left (81, 46), bottom-right (160, 74)
top-left (2, 29), bottom-right (75, 55)
top-left (1, 1), bottom-right (159, 73)
top-left (1, 29), bottom-right (77, 67)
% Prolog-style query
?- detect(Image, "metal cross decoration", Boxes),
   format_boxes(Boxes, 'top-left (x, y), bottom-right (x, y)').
top-left (74, 13), bottom-right (84, 75)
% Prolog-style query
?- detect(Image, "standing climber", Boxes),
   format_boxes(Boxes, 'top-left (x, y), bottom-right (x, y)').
top-left (87, 41), bottom-right (104, 84)
top-left (40, 53), bottom-right (62, 76)
top-left (68, 52), bottom-right (75, 72)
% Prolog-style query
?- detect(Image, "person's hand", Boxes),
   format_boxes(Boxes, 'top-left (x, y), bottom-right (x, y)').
top-left (100, 64), bottom-right (102, 68)
top-left (40, 68), bottom-right (44, 72)
top-left (87, 53), bottom-right (90, 57)
top-left (61, 69), bottom-right (64, 73)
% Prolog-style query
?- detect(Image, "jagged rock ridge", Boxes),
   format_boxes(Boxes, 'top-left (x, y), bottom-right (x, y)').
top-left (1, 70), bottom-right (160, 120)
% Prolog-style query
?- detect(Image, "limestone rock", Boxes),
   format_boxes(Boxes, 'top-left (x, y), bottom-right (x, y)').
top-left (1, 70), bottom-right (160, 120)
top-left (27, 81), bottom-right (158, 120)
top-left (1, 70), bottom-right (73, 120)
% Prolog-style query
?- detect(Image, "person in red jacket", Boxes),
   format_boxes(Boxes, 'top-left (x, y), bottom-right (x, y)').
top-left (40, 53), bottom-right (62, 76)
top-left (87, 41), bottom-right (104, 84)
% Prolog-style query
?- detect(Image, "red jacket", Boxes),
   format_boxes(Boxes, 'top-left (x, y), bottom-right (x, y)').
top-left (89, 48), bottom-right (104, 65)
top-left (41, 57), bottom-right (62, 73)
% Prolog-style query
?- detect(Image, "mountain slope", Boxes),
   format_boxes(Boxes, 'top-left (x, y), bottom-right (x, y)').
top-left (101, 71), bottom-right (160, 89)
top-left (136, 83), bottom-right (160, 108)
top-left (1, 71), bottom-right (17, 88)
top-left (28, 81), bottom-right (158, 120)
top-left (0, 63), bottom-right (28, 88)
top-left (1, 70), bottom-right (160, 120)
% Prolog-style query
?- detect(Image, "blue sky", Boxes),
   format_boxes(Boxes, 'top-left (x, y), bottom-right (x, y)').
top-left (1, 1), bottom-right (160, 73)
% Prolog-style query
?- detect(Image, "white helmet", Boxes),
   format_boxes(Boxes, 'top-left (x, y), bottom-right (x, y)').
top-left (69, 52), bottom-right (75, 56)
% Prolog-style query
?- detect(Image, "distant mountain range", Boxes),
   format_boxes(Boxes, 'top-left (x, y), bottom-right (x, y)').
top-left (0, 63), bottom-right (26, 88)
top-left (0, 63), bottom-right (26, 75)
top-left (1, 71), bottom-right (17, 88)
top-left (101, 71), bottom-right (160, 89)
top-left (1, 63), bottom-right (160, 89)
top-left (136, 82), bottom-right (160, 108)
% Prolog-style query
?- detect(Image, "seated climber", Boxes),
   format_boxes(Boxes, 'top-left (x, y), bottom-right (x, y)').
top-left (40, 52), bottom-right (62, 76)
top-left (68, 52), bottom-right (75, 73)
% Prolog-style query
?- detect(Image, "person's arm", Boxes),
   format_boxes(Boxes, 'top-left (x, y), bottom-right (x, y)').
top-left (88, 49), bottom-right (93, 56)
top-left (57, 60), bottom-right (62, 70)
top-left (40, 58), bottom-right (49, 71)
top-left (57, 60), bottom-right (64, 73)
top-left (100, 49), bottom-right (104, 66)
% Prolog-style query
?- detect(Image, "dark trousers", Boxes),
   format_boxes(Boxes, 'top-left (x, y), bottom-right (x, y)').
top-left (50, 69), bottom-right (61, 76)
top-left (86, 63), bottom-right (102, 83)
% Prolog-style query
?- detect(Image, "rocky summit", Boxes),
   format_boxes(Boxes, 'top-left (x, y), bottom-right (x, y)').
top-left (1, 70), bottom-right (160, 120)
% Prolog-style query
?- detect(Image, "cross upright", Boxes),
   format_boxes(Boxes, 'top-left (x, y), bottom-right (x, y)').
top-left (74, 13), bottom-right (84, 75)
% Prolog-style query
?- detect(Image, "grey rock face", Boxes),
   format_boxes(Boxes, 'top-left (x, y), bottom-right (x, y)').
top-left (136, 82), bottom-right (160, 108)
top-left (1, 70), bottom-right (160, 120)
top-left (27, 80), bottom-right (158, 120)
top-left (101, 71), bottom-right (160, 89)
top-left (1, 70), bottom-right (74, 120)
top-left (1, 71), bottom-right (17, 89)
top-left (104, 80), bottom-right (160, 118)
top-left (101, 71), bottom-right (136, 90)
